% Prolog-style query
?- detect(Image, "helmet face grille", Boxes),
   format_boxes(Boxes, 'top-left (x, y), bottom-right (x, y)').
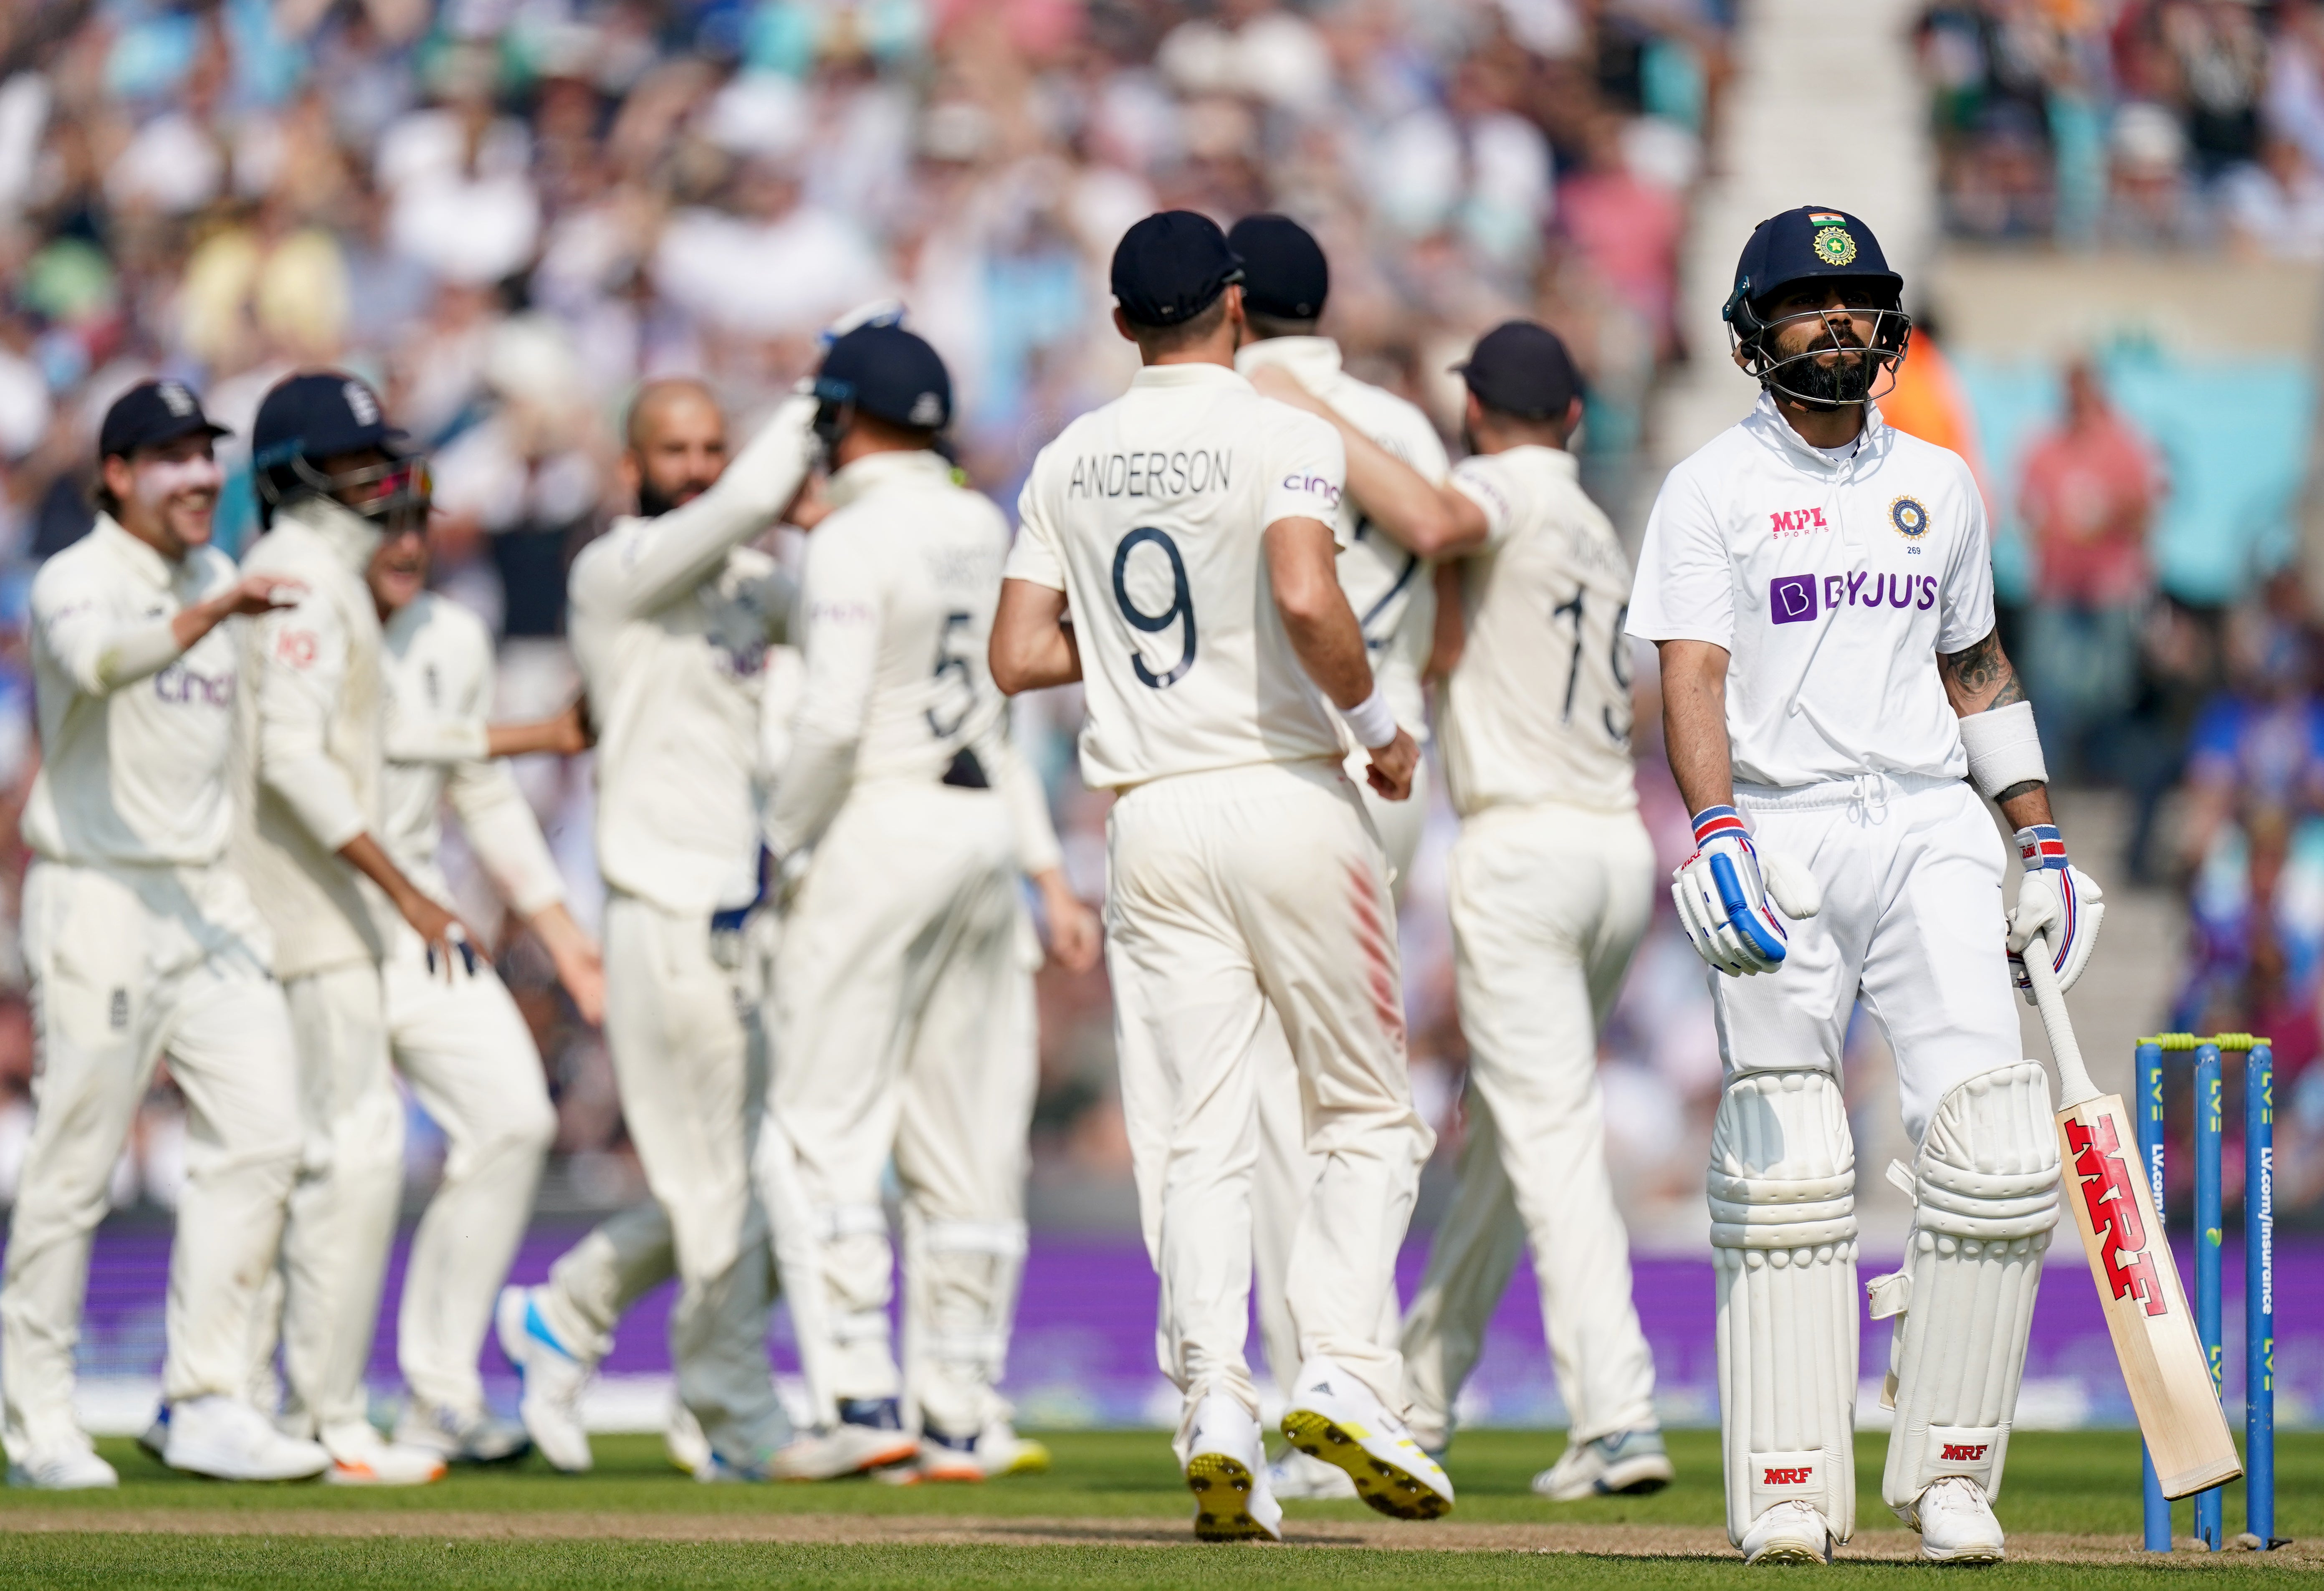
top-left (1728, 301), bottom-right (1914, 410)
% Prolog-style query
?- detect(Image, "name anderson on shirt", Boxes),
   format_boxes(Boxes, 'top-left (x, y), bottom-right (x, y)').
top-left (1066, 450), bottom-right (1233, 499)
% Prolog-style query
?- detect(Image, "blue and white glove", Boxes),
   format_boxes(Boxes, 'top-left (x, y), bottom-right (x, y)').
top-left (2006, 824), bottom-right (2104, 1004)
top-left (1672, 806), bottom-right (1822, 978)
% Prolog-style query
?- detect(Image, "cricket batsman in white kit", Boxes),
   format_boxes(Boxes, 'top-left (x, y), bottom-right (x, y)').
top-left (1, 382), bottom-right (328, 1488)
top-left (1256, 320), bottom-right (1672, 1499)
top-left (991, 211), bottom-right (1447, 1541)
top-left (496, 379), bottom-right (913, 1482)
top-left (363, 522), bottom-right (605, 1463)
top-left (1221, 218), bottom-right (1449, 1502)
top-left (759, 324), bottom-right (1100, 1481)
top-left (1628, 207), bottom-right (2097, 1563)
top-left (235, 371), bottom-right (490, 1486)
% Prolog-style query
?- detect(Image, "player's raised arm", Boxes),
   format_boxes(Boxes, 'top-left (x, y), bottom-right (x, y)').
top-left (578, 385), bottom-right (818, 623)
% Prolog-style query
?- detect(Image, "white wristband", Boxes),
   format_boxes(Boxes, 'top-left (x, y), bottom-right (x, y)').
top-left (1957, 698), bottom-right (2048, 800)
top-left (1339, 683), bottom-right (1398, 750)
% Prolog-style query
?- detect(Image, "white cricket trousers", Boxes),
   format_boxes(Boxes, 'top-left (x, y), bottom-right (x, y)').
top-left (1250, 762), bottom-right (1426, 1399)
top-left (1107, 759), bottom-right (1431, 1430)
top-left (272, 959), bottom-right (405, 1436)
top-left (765, 782), bottom-right (1027, 1438)
top-left (1400, 802), bottom-right (1661, 1444)
top-left (1715, 774), bottom-right (2020, 1138)
top-left (582, 891), bottom-right (784, 1460)
top-left (1, 861), bottom-right (303, 1460)
top-left (382, 926), bottom-right (557, 1417)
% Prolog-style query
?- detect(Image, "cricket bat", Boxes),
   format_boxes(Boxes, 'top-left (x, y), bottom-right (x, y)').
top-left (2021, 933), bottom-right (2243, 1500)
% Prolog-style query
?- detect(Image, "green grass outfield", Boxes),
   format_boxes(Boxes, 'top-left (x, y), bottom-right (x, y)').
top-left (0, 1429), bottom-right (2312, 1587)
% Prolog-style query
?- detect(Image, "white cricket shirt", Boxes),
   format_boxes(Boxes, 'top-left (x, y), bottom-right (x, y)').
top-left (1439, 446), bottom-right (1638, 817)
top-left (1234, 337), bottom-right (1450, 739)
top-left (379, 592), bottom-right (566, 919)
top-left (1626, 395), bottom-right (1993, 790)
top-left (23, 516), bottom-right (242, 868)
top-left (233, 496), bottom-right (395, 978)
top-left (1007, 362), bottom-right (1349, 791)
top-left (569, 476), bottom-right (794, 916)
top-left (764, 449), bottom-right (1062, 874)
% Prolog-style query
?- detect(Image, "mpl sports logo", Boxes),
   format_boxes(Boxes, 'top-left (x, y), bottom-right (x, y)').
top-left (2065, 1114), bottom-right (2167, 1317)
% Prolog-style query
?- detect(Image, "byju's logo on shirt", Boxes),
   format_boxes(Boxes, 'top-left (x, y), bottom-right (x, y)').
top-left (1770, 574), bottom-right (1818, 624)
top-left (1771, 571), bottom-right (1937, 626)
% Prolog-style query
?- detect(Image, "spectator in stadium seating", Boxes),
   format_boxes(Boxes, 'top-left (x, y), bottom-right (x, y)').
top-left (2016, 359), bottom-right (2163, 779)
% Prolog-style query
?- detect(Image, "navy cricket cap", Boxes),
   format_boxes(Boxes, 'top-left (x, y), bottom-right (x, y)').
top-left (814, 324), bottom-right (952, 430)
top-left (250, 371), bottom-right (413, 473)
top-left (1111, 211), bottom-right (1243, 328)
top-left (98, 378), bottom-right (229, 460)
top-left (1454, 321), bottom-right (1583, 420)
top-left (1727, 205), bottom-right (1903, 317)
top-left (1226, 214), bottom-right (1328, 321)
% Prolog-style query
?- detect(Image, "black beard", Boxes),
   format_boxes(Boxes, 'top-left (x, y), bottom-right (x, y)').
top-left (637, 480), bottom-right (697, 519)
top-left (1779, 346), bottom-right (1875, 407)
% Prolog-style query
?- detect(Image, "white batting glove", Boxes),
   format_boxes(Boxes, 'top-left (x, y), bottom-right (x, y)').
top-left (2006, 823), bottom-right (2104, 1004)
top-left (1671, 806), bottom-right (1821, 978)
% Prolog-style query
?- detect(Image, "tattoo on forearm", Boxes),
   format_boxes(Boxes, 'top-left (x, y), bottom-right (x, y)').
top-left (1940, 627), bottom-right (2027, 710)
top-left (1993, 779), bottom-right (2043, 804)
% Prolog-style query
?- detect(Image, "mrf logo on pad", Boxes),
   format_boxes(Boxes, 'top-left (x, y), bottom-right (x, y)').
top-left (2065, 1115), bottom-right (2167, 1317)
top-left (1761, 1465), bottom-right (1814, 1486)
top-left (1940, 1442), bottom-right (1990, 1463)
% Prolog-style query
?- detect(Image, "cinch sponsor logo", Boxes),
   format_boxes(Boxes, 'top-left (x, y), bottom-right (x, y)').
top-left (2064, 1116), bottom-right (2167, 1317)
top-left (1762, 1466), bottom-right (1814, 1486)
top-left (154, 663), bottom-right (233, 708)
top-left (1940, 1443), bottom-right (1990, 1462)
top-left (1283, 472), bottom-right (1343, 509)
top-left (1769, 506), bottom-right (1827, 538)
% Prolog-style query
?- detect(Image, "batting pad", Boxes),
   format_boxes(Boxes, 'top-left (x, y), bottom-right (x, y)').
top-left (1709, 1069), bottom-right (1859, 1545)
top-left (1875, 1060), bottom-right (2059, 1513)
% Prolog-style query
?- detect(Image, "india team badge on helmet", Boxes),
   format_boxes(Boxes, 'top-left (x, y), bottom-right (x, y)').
top-left (1889, 495), bottom-right (1930, 539)
top-left (1813, 227), bottom-right (1858, 268)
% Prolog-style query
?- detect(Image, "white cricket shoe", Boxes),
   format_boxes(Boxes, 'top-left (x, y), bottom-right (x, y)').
top-left (664, 1403), bottom-right (711, 1476)
top-left (1280, 1357), bottom-right (1453, 1521)
top-left (693, 1423), bottom-right (920, 1483)
top-left (908, 1432), bottom-right (986, 1484)
top-left (1267, 1446), bottom-right (1357, 1500)
top-left (1532, 1428), bottom-right (1676, 1500)
top-left (8, 1442), bottom-right (119, 1490)
top-left (163, 1395), bottom-right (330, 1482)
top-left (974, 1420), bottom-right (1051, 1478)
top-left (1740, 1499), bottom-right (1836, 1564)
top-left (321, 1422), bottom-right (446, 1486)
top-left (393, 1400), bottom-right (530, 1465)
top-left (494, 1285), bottom-right (594, 1473)
top-left (1184, 1392), bottom-right (1281, 1542)
top-left (1905, 1475), bottom-right (2005, 1563)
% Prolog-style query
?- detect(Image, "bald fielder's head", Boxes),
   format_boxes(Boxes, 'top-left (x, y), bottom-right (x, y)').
top-left (621, 378), bottom-right (726, 517)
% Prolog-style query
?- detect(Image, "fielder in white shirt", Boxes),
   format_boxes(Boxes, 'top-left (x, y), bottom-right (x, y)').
top-left (1224, 215), bottom-right (1453, 1502)
top-left (991, 212), bottom-right (1444, 1541)
top-left (0, 382), bottom-right (328, 1489)
top-left (495, 379), bottom-right (915, 1483)
top-left (757, 324), bottom-right (1100, 1482)
top-left (359, 523), bottom-right (605, 1464)
top-left (1627, 207), bottom-right (2099, 1565)
top-left (1261, 320), bottom-right (1674, 1501)
top-left (234, 371), bottom-right (479, 1487)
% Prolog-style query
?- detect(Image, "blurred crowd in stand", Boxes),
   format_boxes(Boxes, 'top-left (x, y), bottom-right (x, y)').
top-left (0, 0), bottom-right (1739, 1234)
top-left (1918, 0), bottom-right (2324, 257)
